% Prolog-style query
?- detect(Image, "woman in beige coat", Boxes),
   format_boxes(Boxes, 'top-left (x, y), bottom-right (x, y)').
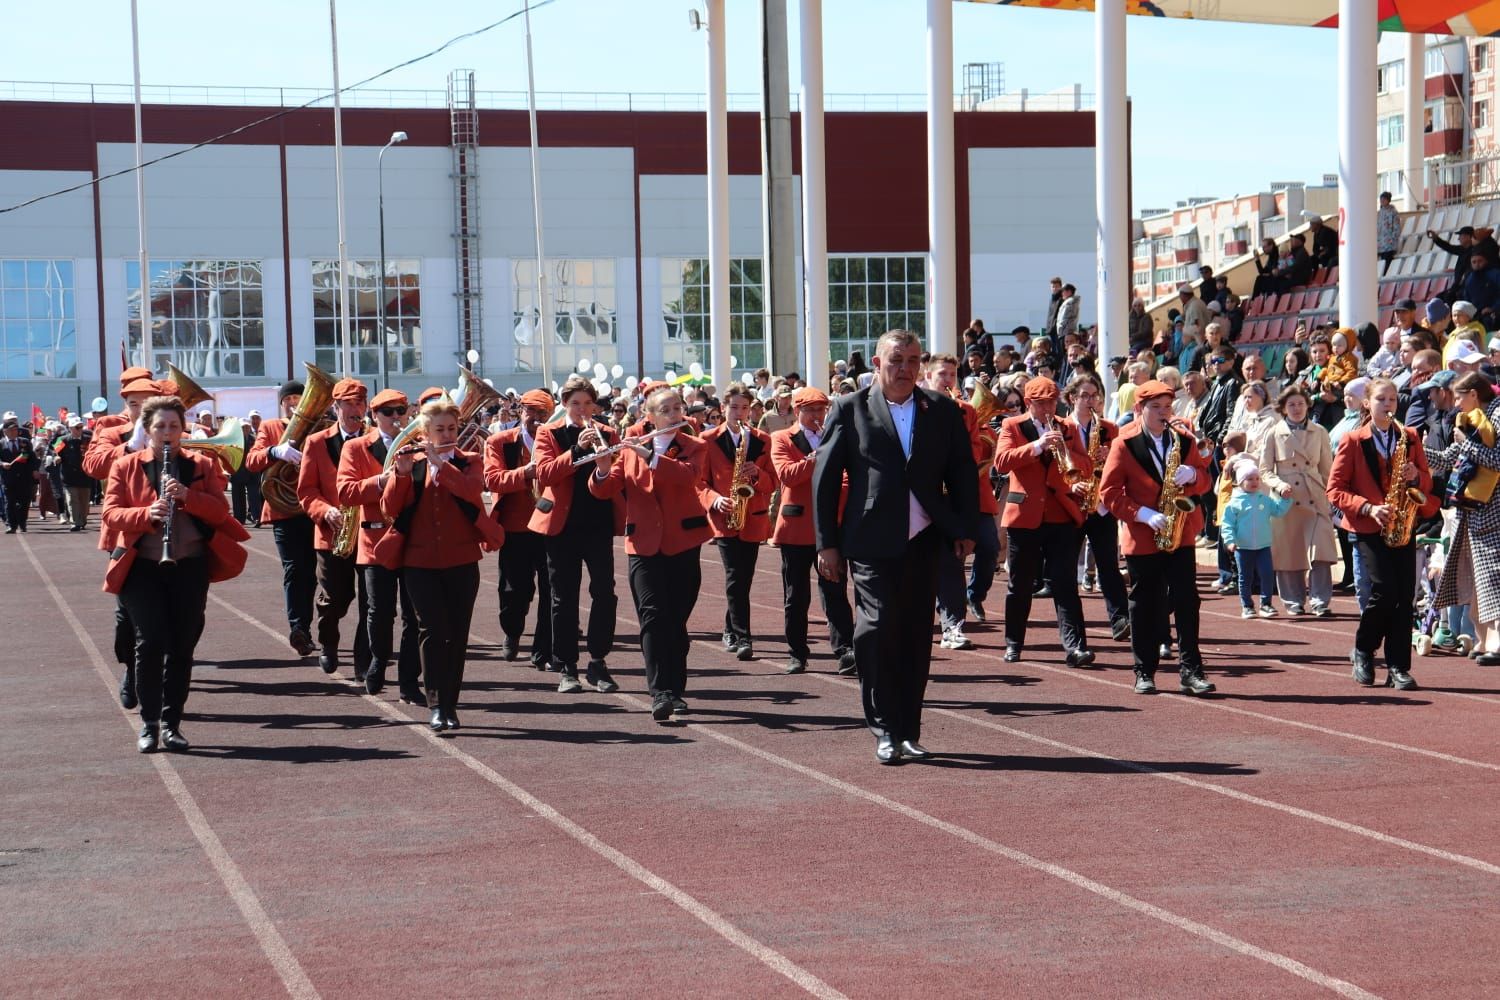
top-left (1255, 385), bottom-right (1340, 616)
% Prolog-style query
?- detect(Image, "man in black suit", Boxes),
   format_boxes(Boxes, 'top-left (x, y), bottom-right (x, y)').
top-left (814, 329), bottom-right (979, 765)
top-left (0, 413), bottom-right (36, 533)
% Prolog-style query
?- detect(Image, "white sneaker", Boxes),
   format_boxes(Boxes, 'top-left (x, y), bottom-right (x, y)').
top-left (1258, 604), bottom-right (1277, 618)
top-left (1241, 608), bottom-right (1256, 620)
top-left (947, 628), bottom-right (975, 651)
top-left (938, 631), bottom-right (958, 649)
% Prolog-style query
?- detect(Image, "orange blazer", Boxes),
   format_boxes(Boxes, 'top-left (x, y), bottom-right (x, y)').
top-left (993, 414), bottom-right (1092, 529)
top-left (84, 415), bottom-right (134, 552)
top-left (1097, 420), bottom-right (1212, 556)
top-left (483, 426), bottom-right (542, 534)
top-left (335, 429), bottom-right (396, 566)
top-left (379, 451), bottom-right (502, 569)
top-left (1327, 422), bottom-right (1438, 536)
top-left (296, 424), bottom-right (358, 552)
top-left (525, 418), bottom-right (625, 537)
top-left (959, 399), bottom-right (1001, 517)
top-left (698, 424), bottom-right (778, 542)
top-left (769, 425), bottom-right (845, 547)
top-left (244, 417), bottom-right (302, 524)
top-left (589, 428), bottom-right (712, 557)
top-left (101, 448), bottom-right (249, 593)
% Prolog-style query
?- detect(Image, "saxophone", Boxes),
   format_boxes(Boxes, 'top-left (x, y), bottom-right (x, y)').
top-left (1153, 425), bottom-right (1197, 552)
top-left (1381, 421), bottom-right (1425, 547)
top-left (724, 425), bottom-right (756, 532)
top-left (1078, 419), bottom-right (1105, 512)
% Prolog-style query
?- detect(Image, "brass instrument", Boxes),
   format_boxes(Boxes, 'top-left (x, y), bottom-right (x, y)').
top-left (969, 378), bottom-right (1002, 425)
top-left (332, 501), bottom-right (360, 558)
top-left (453, 365), bottom-right (501, 450)
top-left (1381, 421), bottom-right (1426, 547)
top-left (1077, 419), bottom-right (1105, 512)
top-left (166, 362), bottom-right (213, 411)
top-left (159, 443), bottom-right (176, 565)
top-left (178, 416), bottom-right (245, 476)
top-left (261, 362), bottom-right (335, 515)
top-left (725, 425), bottom-right (755, 532)
top-left (1048, 420), bottom-right (1085, 487)
top-left (1153, 423), bottom-right (1197, 552)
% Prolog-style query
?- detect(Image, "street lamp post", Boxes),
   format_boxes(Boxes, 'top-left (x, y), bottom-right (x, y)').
top-left (377, 130), bottom-right (408, 393)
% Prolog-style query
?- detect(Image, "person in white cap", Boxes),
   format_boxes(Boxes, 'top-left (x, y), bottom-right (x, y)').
top-left (57, 415), bottom-right (95, 531)
top-left (0, 411), bottom-right (33, 532)
top-left (1446, 301), bottom-right (1486, 369)
top-left (1176, 283), bottom-right (1210, 340)
top-left (1451, 341), bottom-right (1488, 374)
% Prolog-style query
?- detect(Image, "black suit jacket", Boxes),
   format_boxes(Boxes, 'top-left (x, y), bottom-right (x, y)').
top-left (812, 385), bottom-right (978, 560)
top-left (0, 434), bottom-right (34, 488)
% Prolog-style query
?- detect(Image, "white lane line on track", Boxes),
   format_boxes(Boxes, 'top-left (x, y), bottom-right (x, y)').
top-left (206, 590), bottom-right (848, 1000)
top-left (600, 691), bottom-right (1382, 1000)
top-left (21, 538), bottom-right (321, 1000)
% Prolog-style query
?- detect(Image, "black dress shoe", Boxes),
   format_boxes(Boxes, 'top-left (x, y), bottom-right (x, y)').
top-left (444, 712), bottom-right (460, 731)
top-left (429, 708), bottom-right (446, 733)
top-left (318, 652), bottom-right (338, 674)
top-left (1065, 649), bottom-right (1096, 668)
top-left (651, 693), bottom-right (673, 721)
top-left (119, 672), bottom-right (137, 710)
top-left (1133, 672), bottom-right (1157, 695)
top-left (1179, 669), bottom-right (1216, 696)
top-left (585, 660), bottom-right (619, 694)
top-left (899, 740), bottom-right (932, 760)
top-left (137, 725), bottom-right (158, 753)
top-left (967, 599), bottom-right (987, 623)
top-left (289, 629), bottom-right (317, 657)
top-left (399, 687), bottom-right (425, 705)
top-left (1386, 668), bottom-right (1418, 691)
top-left (364, 667), bottom-right (386, 696)
top-left (161, 727), bottom-right (189, 752)
top-left (875, 734), bottom-right (902, 764)
top-left (1034, 584), bottom-right (1052, 598)
top-left (1158, 643), bottom-right (1175, 661)
top-left (736, 643), bottom-right (754, 661)
top-left (671, 695), bottom-right (688, 713)
top-left (1477, 652), bottom-right (1500, 667)
top-left (1351, 648), bottom-right (1375, 686)
top-left (1002, 644), bottom-right (1022, 663)
top-left (784, 658), bottom-right (807, 675)
top-left (502, 636), bottom-right (520, 662)
top-left (837, 650), bottom-right (857, 675)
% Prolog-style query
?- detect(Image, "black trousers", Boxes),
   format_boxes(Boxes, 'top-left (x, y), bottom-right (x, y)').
top-left (114, 595), bottom-right (135, 669)
top-left (1354, 533), bottom-right (1416, 671)
top-left (849, 527), bottom-right (941, 744)
top-left (1080, 513), bottom-right (1129, 627)
top-left (315, 549), bottom-right (370, 667)
top-left (3, 474), bottom-right (32, 528)
top-left (545, 530), bottom-right (616, 669)
top-left (1005, 521), bottom-right (1088, 652)
top-left (405, 562), bottom-right (480, 713)
top-left (716, 536), bottom-right (760, 645)
top-left (1123, 547), bottom-right (1202, 676)
top-left (271, 516), bottom-right (317, 636)
top-left (363, 564), bottom-right (421, 691)
top-left (628, 548), bottom-right (702, 697)
top-left (118, 555), bottom-right (209, 728)
top-left (230, 477), bottom-right (262, 524)
top-left (780, 543), bottom-right (854, 661)
top-left (498, 529), bottom-right (551, 665)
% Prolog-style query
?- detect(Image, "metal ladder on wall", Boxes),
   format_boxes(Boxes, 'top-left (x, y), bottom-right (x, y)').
top-left (448, 69), bottom-right (483, 369)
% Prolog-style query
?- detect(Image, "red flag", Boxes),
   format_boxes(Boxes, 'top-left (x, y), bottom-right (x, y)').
top-left (30, 404), bottom-right (44, 429)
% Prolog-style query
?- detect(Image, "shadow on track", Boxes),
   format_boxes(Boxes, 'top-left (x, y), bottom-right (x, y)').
top-left (910, 753), bottom-right (1258, 775)
top-left (186, 744), bottom-right (420, 764)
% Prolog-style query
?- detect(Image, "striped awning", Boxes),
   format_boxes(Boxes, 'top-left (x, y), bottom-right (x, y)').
top-left (960, 1), bottom-right (1500, 36)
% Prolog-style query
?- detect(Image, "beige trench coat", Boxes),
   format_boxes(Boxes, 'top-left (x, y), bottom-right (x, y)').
top-left (1255, 420), bottom-right (1340, 570)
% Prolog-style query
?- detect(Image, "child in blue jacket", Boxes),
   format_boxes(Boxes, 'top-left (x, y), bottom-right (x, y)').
top-left (1220, 460), bottom-right (1292, 619)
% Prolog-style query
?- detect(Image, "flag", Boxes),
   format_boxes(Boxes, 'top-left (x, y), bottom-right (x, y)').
top-left (30, 404), bottom-right (44, 429)
top-left (51, 436), bottom-right (66, 456)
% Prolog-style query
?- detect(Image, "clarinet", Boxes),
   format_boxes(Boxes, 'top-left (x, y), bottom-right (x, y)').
top-left (160, 443), bottom-right (176, 565)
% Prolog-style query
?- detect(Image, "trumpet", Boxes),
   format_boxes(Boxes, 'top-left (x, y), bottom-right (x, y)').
top-left (570, 421), bottom-right (690, 467)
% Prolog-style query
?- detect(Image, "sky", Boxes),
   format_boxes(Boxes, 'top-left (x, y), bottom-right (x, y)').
top-left (0, 0), bottom-right (1340, 209)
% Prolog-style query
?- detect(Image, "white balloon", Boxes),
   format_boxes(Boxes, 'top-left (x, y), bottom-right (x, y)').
top-left (576, 357), bottom-right (592, 374)
top-left (688, 362), bottom-right (704, 378)
top-left (593, 363), bottom-right (607, 380)
top-left (610, 364), bottom-right (624, 379)
top-left (625, 375), bottom-right (639, 389)
top-left (599, 382), bottom-right (612, 396)
top-left (743, 371), bottom-right (756, 384)
top-left (729, 354), bottom-right (738, 368)
top-left (466, 349), bottom-right (480, 364)
top-left (591, 378), bottom-right (605, 393)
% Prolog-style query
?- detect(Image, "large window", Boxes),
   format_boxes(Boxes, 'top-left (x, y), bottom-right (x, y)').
top-left (513, 258), bottom-right (618, 377)
top-left (660, 257), bottom-right (766, 375)
top-left (827, 254), bottom-right (926, 367)
top-left (1376, 60), bottom-right (1405, 95)
top-left (311, 259), bottom-right (421, 377)
top-left (127, 260), bottom-right (264, 377)
top-left (1377, 113), bottom-right (1405, 150)
top-left (1, 260), bottom-right (75, 380)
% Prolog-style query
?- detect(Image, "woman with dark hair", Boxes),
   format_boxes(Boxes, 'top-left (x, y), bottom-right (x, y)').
top-left (103, 395), bottom-right (249, 752)
top-left (1281, 347), bottom-right (1310, 384)
top-left (847, 350), bottom-right (870, 378)
top-left (1428, 372), bottom-right (1500, 664)
top-left (1256, 385), bottom-right (1339, 617)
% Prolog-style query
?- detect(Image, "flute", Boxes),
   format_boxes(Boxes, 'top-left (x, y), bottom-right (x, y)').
top-left (570, 422), bottom-right (690, 467)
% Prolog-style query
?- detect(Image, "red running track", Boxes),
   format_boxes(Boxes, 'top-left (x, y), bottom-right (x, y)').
top-left (5, 518), bottom-right (1500, 998)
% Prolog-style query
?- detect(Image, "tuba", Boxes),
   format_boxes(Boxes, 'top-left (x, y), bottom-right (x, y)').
top-left (179, 416), bottom-right (245, 476)
top-left (167, 361), bottom-right (214, 411)
top-left (969, 378), bottom-right (1002, 425)
top-left (1381, 421), bottom-right (1426, 547)
top-left (261, 362), bottom-right (335, 516)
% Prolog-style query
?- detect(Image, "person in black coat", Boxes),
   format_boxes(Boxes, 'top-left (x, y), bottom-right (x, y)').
top-left (55, 418), bottom-right (95, 531)
top-left (0, 415), bottom-right (35, 533)
top-left (1306, 214), bottom-right (1338, 269)
top-left (813, 329), bottom-right (979, 765)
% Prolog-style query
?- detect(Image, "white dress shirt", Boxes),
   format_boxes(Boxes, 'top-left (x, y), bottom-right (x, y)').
top-left (886, 394), bottom-right (931, 539)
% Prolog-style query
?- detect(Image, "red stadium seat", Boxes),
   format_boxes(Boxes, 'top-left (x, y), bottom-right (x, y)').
top-left (1379, 282), bottom-right (1396, 306)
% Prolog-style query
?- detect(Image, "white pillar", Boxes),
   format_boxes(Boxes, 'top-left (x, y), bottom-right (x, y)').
top-left (1094, 0), bottom-right (1127, 395)
top-left (799, 0), bottom-right (829, 386)
top-left (926, 0), bottom-right (956, 354)
top-left (329, 0), bottom-right (353, 376)
top-left (1405, 31), bottom-right (1426, 210)
top-left (706, 0), bottom-right (732, 390)
top-left (129, 0), bottom-right (151, 370)
top-left (1338, 0), bottom-right (1378, 329)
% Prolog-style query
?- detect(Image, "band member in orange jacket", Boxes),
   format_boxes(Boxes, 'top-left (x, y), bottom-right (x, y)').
top-left (992, 377), bottom-right (1095, 666)
top-left (589, 387), bottom-right (712, 720)
top-left (770, 387), bottom-right (854, 675)
top-left (699, 382), bottom-right (778, 660)
top-left (1098, 379), bottom-right (1216, 695)
top-left (381, 397), bottom-right (502, 733)
top-left (1064, 373), bottom-right (1130, 641)
top-left (1326, 377), bottom-right (1436, 690)
top-left (296, 377), bottom-right (371, 677)
top-left (245, 380), bottom-right (319, 659)
top-left (336, 388), bottom-right (423, 702)
top-left (483, 388), bottom-right (555, 670)
top-left (82, 366), bottom-right (160, 710)
top-left (102, 395), bottom-right (249, 753)
top-left (528, 375), bottom-right (623, 694)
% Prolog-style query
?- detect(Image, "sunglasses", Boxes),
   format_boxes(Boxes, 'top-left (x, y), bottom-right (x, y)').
top-left (376, 406), bottom-right (408, 417)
